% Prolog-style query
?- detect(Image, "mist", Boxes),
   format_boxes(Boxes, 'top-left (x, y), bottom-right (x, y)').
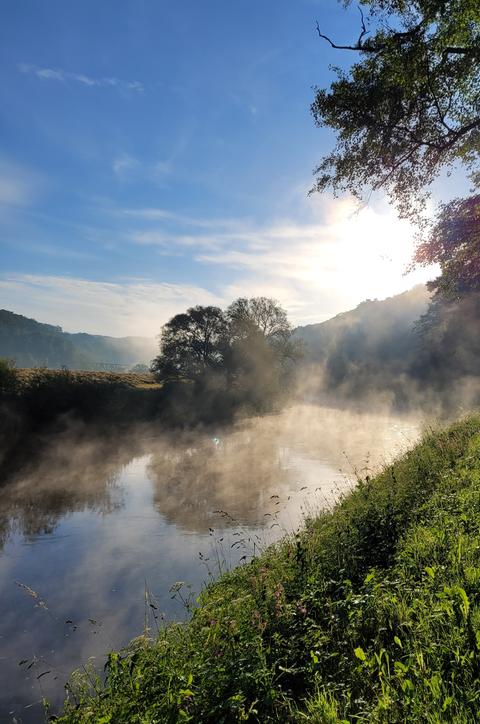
top-left (2, 287), bottom-right (479, 722)
top-left (0, 401), bottom-right (424, 720)
top-left (294, 286), bottom-right (480, 416)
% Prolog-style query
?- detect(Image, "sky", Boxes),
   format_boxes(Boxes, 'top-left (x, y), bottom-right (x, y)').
top-left (0, 0), bottom-right (447, 337)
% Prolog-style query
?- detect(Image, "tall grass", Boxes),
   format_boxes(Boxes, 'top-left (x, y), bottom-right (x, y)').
top-left (56, 414), bottom-right (480, 722)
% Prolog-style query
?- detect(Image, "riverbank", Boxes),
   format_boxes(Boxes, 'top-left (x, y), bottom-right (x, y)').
top-left (0, 369), bottom-right (162, 480)
top-left (56, 413), bottom-right (480, 722)
top-left (0, 367), bottom-right (258, 483)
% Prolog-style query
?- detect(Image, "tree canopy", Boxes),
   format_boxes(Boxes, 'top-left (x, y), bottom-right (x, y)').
top-left (227, 297), bottom-right (292, 341)
top-left (311, 0), bottom-right (480, 218)
top-left (151, 306), bottom-right (228, 382)
top-left (413, 193), bottom-right (480, 299)
top-left (151, 298), bottom-right (301, 406)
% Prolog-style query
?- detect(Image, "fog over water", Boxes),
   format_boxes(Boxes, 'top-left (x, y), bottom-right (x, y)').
top-left (0, 404), bottom-right (423, 722)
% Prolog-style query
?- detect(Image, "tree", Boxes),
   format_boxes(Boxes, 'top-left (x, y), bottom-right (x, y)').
top-left (413, 193), bottom-right (480, 300)
top-left (311, 0), bottom-right (480, 219)
top-left (227, 296), bottom-right (301, 367)
top-left (151, 298), bottom-right (301, 412)
top-left (227, 296), bottom-right (291, 341)
top-left (151, 306), bottom-right (228, 382)
top-left (222, 297), bottom-right (302, 408)
top-left (130, 363), bottom-right (150, 374)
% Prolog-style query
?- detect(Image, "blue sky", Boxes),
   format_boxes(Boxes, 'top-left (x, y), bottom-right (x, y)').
top-left (0, 0), bottom-right (443, 336)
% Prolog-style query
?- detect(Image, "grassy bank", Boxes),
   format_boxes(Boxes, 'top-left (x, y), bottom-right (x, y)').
top-left (0, 368), bottom-right (166, 480)
top-left (57, 414), bottom-right (480, 722)
top-left (0, 367), bottom-right (250, 482)
top-left (14, 367), bottom-right (160, 389)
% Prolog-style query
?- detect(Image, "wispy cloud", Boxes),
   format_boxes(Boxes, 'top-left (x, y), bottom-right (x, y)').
top-left (112, 153), bottom-right (141, 179)
top-left (111, 155), bottom-right (175, 183)
top-left (0, 198), bottom-right (439, 336)
top-left (0, 274), bottom-right (223, 336)
top-left (18, 63), bottom-right (144, 93)
top-left (119, 196), bottom-right (439, 325)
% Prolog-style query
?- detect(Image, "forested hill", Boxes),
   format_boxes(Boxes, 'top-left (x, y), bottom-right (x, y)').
top-left (294, 286), bottom-right (432, 404)
top-left (294, 285), bottom-right (480, 411)
top-left (0, 309), bottom-right (157, 369)
top-left (294, 285), bottom-right (430, 365)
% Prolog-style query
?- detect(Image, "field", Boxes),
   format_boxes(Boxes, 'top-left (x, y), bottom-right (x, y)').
top-left (14, 368), bottom-right (161, 390)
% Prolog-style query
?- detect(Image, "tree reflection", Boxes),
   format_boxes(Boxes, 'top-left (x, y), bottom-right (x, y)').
top-left (148, 423), bottom-right (292, 532)
top-left (0, 433), bottom-right (139, 548)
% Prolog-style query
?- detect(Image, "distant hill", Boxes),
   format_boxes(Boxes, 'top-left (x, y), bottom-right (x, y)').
top-left (0, 310), bottom-right (157, 370)
top-left (294, 286), bottom-right (431, 402)
top-left (295, 285), bottom-right (430, 363)
top-left (294, 285), bottom-right (480, 411)
top-left (65, 332), bottom-right (157, 369)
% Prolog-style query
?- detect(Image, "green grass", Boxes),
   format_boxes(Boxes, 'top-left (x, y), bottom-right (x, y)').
top-left (57, 414), bottom-right (480, 723)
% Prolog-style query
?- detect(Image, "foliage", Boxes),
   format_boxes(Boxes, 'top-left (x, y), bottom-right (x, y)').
top-left (57, 415), bottom-right (480, 722)
top-left (413, 194), bottom-right (480, 300)
top-left (151, 306), bottom-right (229, 382)
top-left (311, 0), bottom-right (480, 218)
top-left (151, 298), bottom-right (301, 410)
top-left (412, 291), bottom-right (480, 391)
top-left (224, 298), bottom-right (302, 408)
top-left (227, 297), bottom-right (292, 343)
top-left (410, 195), bottom-right (480, 385)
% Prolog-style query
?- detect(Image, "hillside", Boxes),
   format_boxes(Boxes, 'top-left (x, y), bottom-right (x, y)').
top-left (65, 332), bottom-right (157, 368)
top-left (0, 309), bottom-right (157, 370)
top-left (295, 285), bottom-right (430, 366)
top-left (294, 286), bottom-right (480, 411)
top-left (294, 286), bottom-right (431, 404)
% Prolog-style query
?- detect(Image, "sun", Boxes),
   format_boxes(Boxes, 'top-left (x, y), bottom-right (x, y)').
top-left (312, 200), bottom-right (439, 305)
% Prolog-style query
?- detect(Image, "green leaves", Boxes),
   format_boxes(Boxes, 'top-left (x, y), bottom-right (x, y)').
top-left (354, 646), bottom-right (367, 661)
top-left (413, 194), bottom-right (480, 300)
top-left (311, 0), bottom-right (480, 220)
top-left (424, 566), bottom-right (435, 579)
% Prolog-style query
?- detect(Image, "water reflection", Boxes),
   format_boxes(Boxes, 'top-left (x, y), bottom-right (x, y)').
top-left (149, 427), bottom-right (292, 531)
top-left (0, 434), bottom-right (135, 548)
top-left (0, 405), bottom-right (423, 722)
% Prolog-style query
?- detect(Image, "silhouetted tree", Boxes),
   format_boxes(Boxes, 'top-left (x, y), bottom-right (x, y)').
top-left (227, 296), bottom-right (301, 369)
top-left (228, 297), bottom-right (291, 340)
top-left (311, 0), bottom-right (480, 219)
top-left (152, 298), bottom-right (301, 411)
top-left (151, 306), bottom-right (228, 382)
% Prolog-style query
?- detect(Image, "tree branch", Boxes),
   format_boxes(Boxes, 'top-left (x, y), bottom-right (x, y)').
top-left (315, 18), bottom-right (428, 54)
top-left (315, 21), bottom-right (383, 53)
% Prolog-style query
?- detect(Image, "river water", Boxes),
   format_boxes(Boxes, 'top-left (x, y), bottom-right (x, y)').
top-left (0, 404), bottom-right (422, 722)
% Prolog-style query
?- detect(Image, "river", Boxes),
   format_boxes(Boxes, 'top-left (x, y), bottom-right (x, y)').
top-left (0, 404), bottom-right (422, 722)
